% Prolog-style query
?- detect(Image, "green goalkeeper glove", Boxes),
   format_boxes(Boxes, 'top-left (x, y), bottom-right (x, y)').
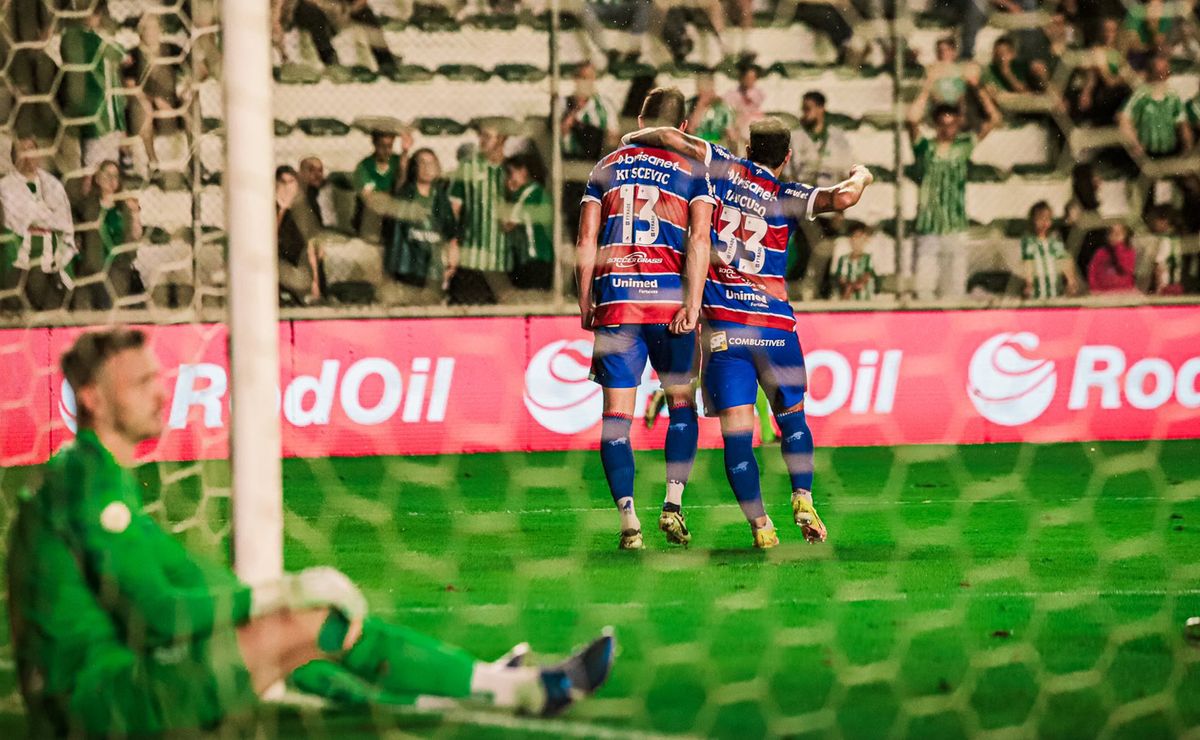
top-left (249, 567), bottom-right (368, 620)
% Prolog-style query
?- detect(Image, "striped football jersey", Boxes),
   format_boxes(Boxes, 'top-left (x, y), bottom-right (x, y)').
top-left (582, 145), bottom-right (708, 325)
top-left (697, 142), bottom-right (816, 331)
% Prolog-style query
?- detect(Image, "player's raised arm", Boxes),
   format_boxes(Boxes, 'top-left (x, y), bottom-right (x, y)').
top-left (622, 126), bottom-right (712, 163)
top-left (812, 165), bottom-right (875, 215)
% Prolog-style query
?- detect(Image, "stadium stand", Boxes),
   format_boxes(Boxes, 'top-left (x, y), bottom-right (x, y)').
top-left (0, 0), bottom-right (1197, 316)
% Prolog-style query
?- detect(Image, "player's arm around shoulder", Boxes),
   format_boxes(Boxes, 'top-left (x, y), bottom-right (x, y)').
top-left (621, 126), bottom-right (714, 164)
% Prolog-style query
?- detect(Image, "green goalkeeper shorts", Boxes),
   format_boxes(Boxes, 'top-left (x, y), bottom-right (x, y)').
top-left (66, 626), bottom-right (257, 734)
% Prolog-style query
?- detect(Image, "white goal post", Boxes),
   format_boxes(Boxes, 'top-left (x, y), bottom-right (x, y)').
top-left (221, 0), bottom-right (284, 584)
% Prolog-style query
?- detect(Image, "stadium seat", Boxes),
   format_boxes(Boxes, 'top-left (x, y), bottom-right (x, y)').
top-left (320, 234), bottom-right (384, 293)
top-left (967, 269), bottom-right (1019, 296)
top-left (465, 13), bottom-right (520, 32)
top-left (436, 64), bottom-right (491, 82)
top-left (325, 65), bottom-right (380, 84)
top-left (297, 118), bottom-right (352, 137)
top-left (493, 64), bottom-right (546, 82)
top-left (275, 63), bottom-right (324, 85)
top-left (384, 65), bottom-right (436, 83)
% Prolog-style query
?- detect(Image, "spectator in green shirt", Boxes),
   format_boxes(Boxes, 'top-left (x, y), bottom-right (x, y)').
top-left (1021, 201), bottom-right (1079, 299)
top-left (73, 160), bottom-right (144, 310)
top-left (385, 148), bottom-right (459, 296)
top-left (1072, 18), bottom-right (1135, 126)
top-left (0, 138), bottom-right (76, 311)
top-left (1119, 54), bottom-right (1193, 160)
top-left (983, 36), bottom-right (1030, 95)
top-left (1120, 0), bottom-right (1179, 69)
top-left (786, 90), bottom-right (854, 188)
top-left (561, 62), bottom-right (619, 160)
top-left (1147, 206), bottom-right (1183, 295)
top-left (905, 82), bottom-right (1002, 300)
top-left (448, 121), bottom-right (511, 304)
top-left (59, 1), bottom-right (129, 189)
top-left (503, 153), bottom-right (553, 292)
top-left (925, 37), bottom-right (977, 114)
top-left (353, 129), bottom-right (411, 243)
top-left (834, 223), bottom-right (877, 301)
top-left (685, 72), bottom-right (737, 147)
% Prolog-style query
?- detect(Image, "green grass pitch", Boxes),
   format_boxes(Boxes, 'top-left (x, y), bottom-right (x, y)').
top-left (1, 438), bottom-right (1199, 738)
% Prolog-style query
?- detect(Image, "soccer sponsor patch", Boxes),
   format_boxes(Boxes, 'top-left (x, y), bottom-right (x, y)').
top-left (100, 501), bottom-right (131, 533)
top-left (710, 331), bottom-right (728, 353)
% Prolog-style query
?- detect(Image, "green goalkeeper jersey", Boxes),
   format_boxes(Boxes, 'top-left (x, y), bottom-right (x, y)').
top-left (7, 429), bottom-right (255, 734)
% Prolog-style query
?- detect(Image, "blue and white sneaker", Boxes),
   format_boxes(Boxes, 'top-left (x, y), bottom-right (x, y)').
top-left (539, 631), bottom-right (617, 717)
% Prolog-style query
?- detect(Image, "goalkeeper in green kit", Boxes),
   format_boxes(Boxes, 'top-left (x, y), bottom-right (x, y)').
top-left (7, 328), bottom-right (614, 736)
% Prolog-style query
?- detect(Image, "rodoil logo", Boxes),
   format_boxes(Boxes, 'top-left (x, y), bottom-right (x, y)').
top-left (523, 340), bottom-right (603, 435)
top-left (968, 331), bottom-right (1200, 426)
top-left (967, 333), bottom-right (1057, 426)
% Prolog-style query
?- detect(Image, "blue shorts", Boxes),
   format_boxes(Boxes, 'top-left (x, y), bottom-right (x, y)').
top-left (590, 324), bottom-right (698, 389)
top-left (702, 321), bottom-right (808, 412)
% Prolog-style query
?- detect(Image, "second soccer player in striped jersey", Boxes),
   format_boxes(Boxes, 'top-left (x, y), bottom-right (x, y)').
top-left (624, 118), bottom-right (874, 549)
top-left (576, 88), bottom-right (714, 551)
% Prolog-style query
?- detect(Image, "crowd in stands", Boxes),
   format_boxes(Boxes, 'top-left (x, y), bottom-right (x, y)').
top-left (0, 0), bottom-right (198, 313)
top-left (1, 0), bottom-right (1198, 317)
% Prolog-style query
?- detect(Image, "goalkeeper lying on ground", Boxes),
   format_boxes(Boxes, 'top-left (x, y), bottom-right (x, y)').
top-left (6, 327), bottom-right (614, 736)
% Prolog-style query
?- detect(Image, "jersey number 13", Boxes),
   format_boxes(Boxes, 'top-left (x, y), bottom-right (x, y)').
top-left (618, 184), bottom-right (661, 246)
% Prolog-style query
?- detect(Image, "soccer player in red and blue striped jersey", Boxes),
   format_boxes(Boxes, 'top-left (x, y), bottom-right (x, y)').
top-left (625, 118), bottom-right (874, 549)
top-left (575, 88), bottom-right (714, 551)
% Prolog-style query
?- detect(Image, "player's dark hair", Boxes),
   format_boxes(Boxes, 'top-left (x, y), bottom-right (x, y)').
top-left (61, 328), bottom-right (147, 427)
top-left (802, 91), bottom-right (826, 108)
top-left (1028, 200), bottom-right (1052, 222)
top-left (932, 104), bottom-right (960, 121)
top-left (640, 87), bottom-right (687, 128)
top-left (275, 165), bottom-right (297, 182)
top-left (995, 35), bottom-right (1015, 49)
top-left (747, 118), bottom-right (791, 170)
top-left (848, 220), bottom-right (870, 236)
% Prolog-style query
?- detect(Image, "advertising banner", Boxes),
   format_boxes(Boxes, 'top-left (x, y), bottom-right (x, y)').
top-left (2, 306), bottom-right (1198, 464)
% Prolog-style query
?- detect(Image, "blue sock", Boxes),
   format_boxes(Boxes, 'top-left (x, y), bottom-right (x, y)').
top-left (723, 431), bottom-right (765, 521)
top-left (776, 408), bottom-right (815, 493)
top-left (664, 402), bottom-right (698, 488)
top-left (600, 413), bottom-right (635, 504)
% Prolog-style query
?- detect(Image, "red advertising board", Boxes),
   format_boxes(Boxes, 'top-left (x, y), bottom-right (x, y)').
top-left (2, 306), bottom-right (1198, 465)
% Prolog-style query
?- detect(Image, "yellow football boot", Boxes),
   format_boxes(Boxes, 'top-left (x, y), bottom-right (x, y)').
top-left (658, 510), bottom-right (692, 546)
top-left (752, 526), bottom-right (779, 549)
top-left (792, 494), bottom-right (827, 543)
top-left (619, 528), bottom-right (644, 550)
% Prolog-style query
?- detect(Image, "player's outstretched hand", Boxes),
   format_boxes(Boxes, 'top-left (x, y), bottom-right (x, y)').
top-left (848, 164), bottom-right (874, 187)
top-left (669, 304), bottom-right (700, 334)
top-left (828, 165), bottom-right (875, 212)
top-left (293, 567), bottom-right (369, 620)
top-left (249, 567), bottom-right (368, 620)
